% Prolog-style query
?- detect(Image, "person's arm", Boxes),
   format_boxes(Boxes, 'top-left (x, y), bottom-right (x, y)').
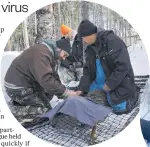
top-left (78, 49), bottom-right (95, 94)
top-left (78, 64), bottom-right (91, 94)
top-left (60, 57), bottom-right (72, 68)
top-left (29, 49), bottom-right (67, 97)
top-left (54, 72), bottom-right (61, 84)
top-left (104, 34), bottom-right (130, 91)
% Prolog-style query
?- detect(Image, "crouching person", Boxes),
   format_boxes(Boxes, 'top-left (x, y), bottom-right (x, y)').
top-left (4, 38), bottom-right (79, 124)
top-left (58, 24), bottom-right (84, 85)
top-left (77, 20), bottom-right (140, 114)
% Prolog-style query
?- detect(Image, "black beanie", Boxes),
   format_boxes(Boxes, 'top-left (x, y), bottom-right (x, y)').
top-left (78, 19), bottom-right (97, 37)
top-left (56, 38), bottom-right (71, 54)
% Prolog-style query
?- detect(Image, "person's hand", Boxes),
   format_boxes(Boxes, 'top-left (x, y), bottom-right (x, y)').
top-left (76, 91), bottom-right (83, 96)
top-left (69, 64), bottom-right (75, 72)
top-left (103, 84), bottom-right (111, 92)
top-left (67, 90), bottom-right (79, 97)
top-left (73, 62), bottom-right (83, 68)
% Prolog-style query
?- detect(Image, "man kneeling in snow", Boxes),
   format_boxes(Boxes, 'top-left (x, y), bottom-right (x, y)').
top-left (4, 38), bottom-right (79, 124)
top-left (77, 19), bottom-right (140, 114)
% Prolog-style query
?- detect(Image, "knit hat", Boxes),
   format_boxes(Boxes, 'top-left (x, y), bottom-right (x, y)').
top-left (56, 38), bottom-right (71, 54)
top-left (60, 24), bottom-right (72, 36)
top-left (78, 19), bottom-right (97, 37)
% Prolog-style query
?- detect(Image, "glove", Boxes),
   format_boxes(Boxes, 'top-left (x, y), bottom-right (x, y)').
top-left (76, 91), bottom-right (83, 95)
top-left (69, 64), bottom-right (75, 71)
top-left (103, 84), bottom-right (111, 93)
top-left (62, 89), bottom-right (81, 99)
top-left (73, 62), bottom-right (83, 68)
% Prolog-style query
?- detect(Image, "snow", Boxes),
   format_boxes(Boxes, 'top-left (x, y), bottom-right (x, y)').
top-left (1, 51), bottom-right (21, 102)
top-left (128, 41), bottom-right (149, 76)
top-left (1, 51), bottom-right (21, 84)
top-left (140, 78), bottom-right (150, 120)
top-left (127, 42), bottom-right (150, 120)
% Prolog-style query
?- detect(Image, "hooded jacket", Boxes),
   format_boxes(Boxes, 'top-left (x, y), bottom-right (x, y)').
top-left (4, 40), bottom-right (66, 97)
top-left (79, 28), bottom-right (139, 104)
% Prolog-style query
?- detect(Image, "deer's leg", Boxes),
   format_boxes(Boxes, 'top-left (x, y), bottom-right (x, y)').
top-left (90, 124), bottom-right (96, 143)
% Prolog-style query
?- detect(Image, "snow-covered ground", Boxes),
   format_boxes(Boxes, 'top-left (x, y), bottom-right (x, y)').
top-left (1, 51), bottom-right (21, 103)
top-left (127, 41), bottom-right (150, 120)
top-left (128, 41), bottom-right (149, 76)
top-left (140, 78), bottom-right (150, 120)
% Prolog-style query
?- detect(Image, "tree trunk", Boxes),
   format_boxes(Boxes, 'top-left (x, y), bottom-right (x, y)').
top-left (34, 12), bottom-right (37, 36)
top-left (58, 2), bottom-right (61, 26)
top-left (107, 8), bottom-right (109, 29)
top-left (7, 38), bottom-right (12, 51)
top-left (22, 19), bottom-right (29, 49)
top-left (81, 1), bottom-right (89, 20)
top-left (124, 22), bottom-right (127, 44)
top-left (100, 5), bottom-right (104, 28)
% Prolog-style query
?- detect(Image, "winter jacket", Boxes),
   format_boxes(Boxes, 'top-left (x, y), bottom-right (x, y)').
top-left (79, 28), bottom-right (139, 105)
top-left (61, 34), bottom-right (83, 69)
top-left (4, 40), bottom-right (66, 97)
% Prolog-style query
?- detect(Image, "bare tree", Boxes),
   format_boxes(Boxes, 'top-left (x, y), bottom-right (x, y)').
top-left (22, 19), bottom-right (29, 49)
top-left (81, 1), bottom-right (89, 20)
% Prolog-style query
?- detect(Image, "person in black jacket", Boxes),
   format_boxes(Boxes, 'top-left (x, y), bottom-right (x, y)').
top-left (58, 24), bottom-right (85, 85)
top-left (4, 38), bottom-right (80, 124)
top-left (76, 19), bottom-right (140, 114)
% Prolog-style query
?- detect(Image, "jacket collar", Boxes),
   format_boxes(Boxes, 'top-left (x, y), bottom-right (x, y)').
top-left (41, 39), bottom-right (58, 59)
top-left (85, 28), bottom-right (106, 57)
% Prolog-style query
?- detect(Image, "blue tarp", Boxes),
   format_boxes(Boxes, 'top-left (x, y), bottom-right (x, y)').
top-left (40, 96), bottom-right (112, 127)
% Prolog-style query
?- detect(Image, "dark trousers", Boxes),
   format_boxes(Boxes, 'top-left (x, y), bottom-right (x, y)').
top-left (5, 86), bottom-right (52, 124)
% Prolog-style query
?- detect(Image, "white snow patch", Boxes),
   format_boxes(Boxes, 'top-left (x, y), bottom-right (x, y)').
top-left (140, 78), bottom-right (150, 120)
top-left (128, 42), bottom-right (149, 76)
top-left (1, 51), bottom-right (21, 102)
top-left (50, 95), bottom-right (64, 108)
